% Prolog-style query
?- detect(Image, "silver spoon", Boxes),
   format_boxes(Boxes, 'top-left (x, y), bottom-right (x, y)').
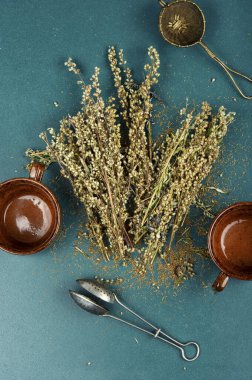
top-left (69, 280), bottom-right (200, 362)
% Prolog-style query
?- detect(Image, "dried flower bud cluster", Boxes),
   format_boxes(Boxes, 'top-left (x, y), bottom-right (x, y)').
top-left (27, 47), bottom-right (235, 282)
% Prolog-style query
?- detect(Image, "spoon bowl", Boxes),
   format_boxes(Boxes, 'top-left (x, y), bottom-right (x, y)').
top-left (77, 279), bottom-right (116, 303)
top-left (69, 290), bottom-right (109, 316)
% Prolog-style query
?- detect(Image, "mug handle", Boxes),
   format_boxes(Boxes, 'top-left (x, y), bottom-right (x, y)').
top-left (29, 163), bottom-right (46, 182)
top-left (213, 272), bottom-right (229, 292)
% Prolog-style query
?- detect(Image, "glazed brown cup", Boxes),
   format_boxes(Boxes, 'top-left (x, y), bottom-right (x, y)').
top-left (208, 202), bottom-right (252, 291)
top-left (0, 163), bottom-right (61, 255)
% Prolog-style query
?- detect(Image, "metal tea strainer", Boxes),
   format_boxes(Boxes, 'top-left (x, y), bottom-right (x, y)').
top-left (70, 279), bottom-right (200, 361)
top-left (158, 0), bottom-right (252, 99)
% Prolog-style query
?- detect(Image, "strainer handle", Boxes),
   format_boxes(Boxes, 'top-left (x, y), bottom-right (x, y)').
top-left (199, 41), bottom-right (252, 100)
top-left (158, 0), bottom-right (166, 7)
top-left (105, 314), bottom-right (200, 361)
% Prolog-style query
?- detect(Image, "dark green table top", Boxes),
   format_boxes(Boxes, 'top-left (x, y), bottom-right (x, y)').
top-left (0, 1), bottom-right (251, 379)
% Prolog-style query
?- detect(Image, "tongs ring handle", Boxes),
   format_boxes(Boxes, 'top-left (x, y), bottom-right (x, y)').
top-left (180, 341), bottom-right (200, 362)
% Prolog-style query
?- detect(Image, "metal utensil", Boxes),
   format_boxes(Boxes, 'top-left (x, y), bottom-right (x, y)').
top-left (158, 0), bottom-right (252, 99)
top-left (69, 280), bottom-right (200, 361)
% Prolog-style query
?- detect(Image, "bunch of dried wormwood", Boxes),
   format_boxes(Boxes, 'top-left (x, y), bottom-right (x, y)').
top-left (27, 47), bottom-right (235, 285)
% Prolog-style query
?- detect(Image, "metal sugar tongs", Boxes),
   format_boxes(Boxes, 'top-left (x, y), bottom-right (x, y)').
top-left (69, 279), bottom-right (200, 362)
top-left (158, 0), bottom-right (252, 99)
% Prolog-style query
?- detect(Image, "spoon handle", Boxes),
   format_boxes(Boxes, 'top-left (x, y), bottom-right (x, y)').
top-left (114, 294), bottom-right (199, 361)
top-left (104, 314), bottom-right (200, 362)
top-left (114, 294), bottom-right (159, 331)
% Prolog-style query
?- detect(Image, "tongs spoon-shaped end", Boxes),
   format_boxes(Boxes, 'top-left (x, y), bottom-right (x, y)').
top-left (76, 279), bottom-right (116, 304)
top-left (69, 290), bottom-right (109, 316)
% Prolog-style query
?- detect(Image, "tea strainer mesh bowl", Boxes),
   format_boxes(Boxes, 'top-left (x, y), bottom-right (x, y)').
top-left (159, 1), bottom-right (205, 47)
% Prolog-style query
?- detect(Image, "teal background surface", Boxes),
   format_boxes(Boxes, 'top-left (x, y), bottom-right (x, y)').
top-left (0, 0), bottom-right (251, 379)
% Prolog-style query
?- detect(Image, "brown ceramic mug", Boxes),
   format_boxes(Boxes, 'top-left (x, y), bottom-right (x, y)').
top-left (0, 163), bottom-right (61, 255)
top-left (208, 202), bottom-right (252, 291)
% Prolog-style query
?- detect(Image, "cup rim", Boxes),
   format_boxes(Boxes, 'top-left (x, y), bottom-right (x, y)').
top-left (0, 177), bottom-right (61, 255)
top-left (208, 202), bottom-right (252, 281)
